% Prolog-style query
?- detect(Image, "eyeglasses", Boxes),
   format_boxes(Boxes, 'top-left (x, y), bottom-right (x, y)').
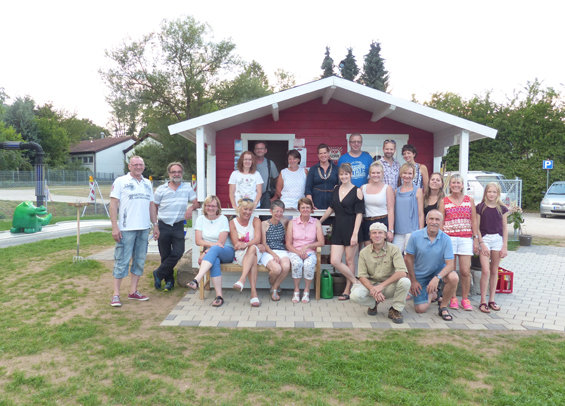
top-left (384, 139), bottom-right (396, 144)
top-left (130, 164), bottom-right (145, 167)
top-left (169, 171), bottom-right (183, 174)
top-left (205, 205), bottom-right (218, 208)
top-left (349, 140), bottom-right (362, 144)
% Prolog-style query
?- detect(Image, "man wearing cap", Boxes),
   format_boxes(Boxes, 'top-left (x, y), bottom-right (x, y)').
top-left (153, 162), bottom-right (200, 291)
top-left (405, 209), bottom-right (457, 321)
top-left (350, 222), bottom-right (411, 323)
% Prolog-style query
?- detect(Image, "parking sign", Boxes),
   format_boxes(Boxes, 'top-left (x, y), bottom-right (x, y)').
top-left (543, 160), bottom-right (554, 170)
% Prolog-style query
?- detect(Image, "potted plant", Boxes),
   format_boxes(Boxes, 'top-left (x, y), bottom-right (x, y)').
top-left (508, 204), bottom-right (532, 246)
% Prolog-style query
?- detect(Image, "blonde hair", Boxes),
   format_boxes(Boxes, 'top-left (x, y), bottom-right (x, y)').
top-left (236, 198), bottom-right (255, 215)
top-left (447, 174), bottom-right (465, 195)
top-left (202, 195), bottom-right (221, 216)
top-left (397, 162), bottom-right (416, 187)
top-left (368, 161), bottom-right (384, 176)
top-left (480, 182), bottom-right (504, 216)
top-left (424, 172), bottom-right (445, 208)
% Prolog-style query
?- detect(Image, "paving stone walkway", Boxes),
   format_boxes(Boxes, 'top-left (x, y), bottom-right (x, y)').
top-left (161, 245), bottom-right (565, 330)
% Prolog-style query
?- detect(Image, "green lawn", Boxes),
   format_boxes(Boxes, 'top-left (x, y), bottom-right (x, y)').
top-left (0, 233), bottom-right (564, 405)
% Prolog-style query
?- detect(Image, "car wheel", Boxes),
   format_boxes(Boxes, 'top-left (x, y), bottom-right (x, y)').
top-left (540, 214), bottom-right (546, 218)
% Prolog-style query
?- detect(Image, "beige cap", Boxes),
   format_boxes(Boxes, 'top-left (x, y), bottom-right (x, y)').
top-left (369, 222), bottom-right (387, 233)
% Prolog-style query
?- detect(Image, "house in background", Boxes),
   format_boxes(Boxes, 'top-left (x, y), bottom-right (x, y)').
top-left (168, 76), bottom-right (498, 205)
top-left (69, 133), bottom-right (162, 178)
top-left (70, 136), bottom-right (134, 178)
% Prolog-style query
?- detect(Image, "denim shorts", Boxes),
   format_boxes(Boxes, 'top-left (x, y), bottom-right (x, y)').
top-left (413, 269), bottom-right (442, 305)
top-left (113, 229), bottom-right (149, 279)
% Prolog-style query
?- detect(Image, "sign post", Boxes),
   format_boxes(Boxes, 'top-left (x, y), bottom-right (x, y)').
top-left (543, 160), bottom-right (554, 190)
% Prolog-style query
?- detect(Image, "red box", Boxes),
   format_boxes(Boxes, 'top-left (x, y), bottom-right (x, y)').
top-left (496, 267), bottom-right (513, 294)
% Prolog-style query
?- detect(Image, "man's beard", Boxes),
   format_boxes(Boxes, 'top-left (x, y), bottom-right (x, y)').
top-left (171, 177), bottom-right (182, 184)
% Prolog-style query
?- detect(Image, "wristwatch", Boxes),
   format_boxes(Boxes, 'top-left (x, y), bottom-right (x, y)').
top-left (473, 235), bottom-right (479, 239)
top-left (436, 274), bottom-right (442, 281)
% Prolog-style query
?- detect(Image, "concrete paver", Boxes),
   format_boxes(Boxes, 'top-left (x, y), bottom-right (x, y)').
top-left (161, 245), bottom-right (565, 330)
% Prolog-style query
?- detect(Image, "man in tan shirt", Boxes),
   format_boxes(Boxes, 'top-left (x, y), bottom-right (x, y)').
top-left (350, 222), bottom-right (411, 323)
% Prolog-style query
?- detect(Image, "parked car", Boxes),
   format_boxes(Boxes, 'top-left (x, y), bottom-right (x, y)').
top-left (540, 181), bottom-right (565, 218)
top-left (443, 171), bottom-right (513, 205)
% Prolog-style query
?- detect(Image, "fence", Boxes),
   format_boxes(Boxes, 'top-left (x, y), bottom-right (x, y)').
top-left (0, 170), bottom-right (115, 188)
top-left (468, 178), bottom-right (522, 208)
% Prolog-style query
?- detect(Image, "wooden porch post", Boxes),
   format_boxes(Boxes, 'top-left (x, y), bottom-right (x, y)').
top-left (458, 130), bottom-right (470, 189)
top-left (196, 127), bottom-right (206, 201)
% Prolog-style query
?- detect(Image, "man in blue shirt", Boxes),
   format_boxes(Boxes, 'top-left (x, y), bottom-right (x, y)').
top-left (337, 133), bottom-right (373, 187)
top-left (405, 209), bottom-right (457, 321)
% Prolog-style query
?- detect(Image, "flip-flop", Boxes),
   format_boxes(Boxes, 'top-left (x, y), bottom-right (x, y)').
top-left (233, 281), bottom-right (244, 292)
top-left (250, 297), bottom-right (261, 307)
top-left (211, 296), bottom-right (224, 307)
top-left (488, 301), bottom-right (501, 311)
top-left (187, 279), bottom-right (199, 290)
top-left (338, 294), bottom-right (350, 301)
top-left (479, 303), bottom-right (490, 313)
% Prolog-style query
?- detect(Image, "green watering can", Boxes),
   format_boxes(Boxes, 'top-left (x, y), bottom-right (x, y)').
top-left (320, 269), bottom-right (334, 299)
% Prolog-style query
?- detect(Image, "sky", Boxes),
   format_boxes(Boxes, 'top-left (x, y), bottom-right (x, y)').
top-left (2, 0), bottom-right (564, 129)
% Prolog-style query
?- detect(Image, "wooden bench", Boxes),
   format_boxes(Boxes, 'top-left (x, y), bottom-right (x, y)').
top-left (198, 246), bottom-right (322, 300)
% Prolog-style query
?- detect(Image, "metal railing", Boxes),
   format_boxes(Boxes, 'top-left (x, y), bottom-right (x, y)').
top-left (468, 179), bottom-right (522, 208)
top-left (0, 170), bottom-right (115, 187)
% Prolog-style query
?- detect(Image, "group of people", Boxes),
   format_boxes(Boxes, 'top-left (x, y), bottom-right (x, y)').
top-left (109, 137), bottom-right (510, 324)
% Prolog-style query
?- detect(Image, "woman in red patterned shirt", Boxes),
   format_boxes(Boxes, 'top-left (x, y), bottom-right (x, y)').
top-left (440, 174), bottom-right (480, 311)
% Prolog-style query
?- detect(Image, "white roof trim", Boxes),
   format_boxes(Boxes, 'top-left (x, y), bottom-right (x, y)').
top-left (168, 76), bottom-right (497, 142)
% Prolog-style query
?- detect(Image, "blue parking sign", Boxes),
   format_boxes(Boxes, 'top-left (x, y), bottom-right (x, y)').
top-left (543, 160), bottom-right (554, 170)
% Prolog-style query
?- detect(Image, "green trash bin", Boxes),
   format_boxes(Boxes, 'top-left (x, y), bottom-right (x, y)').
top-left (320, 269), bottom-right (334, 299)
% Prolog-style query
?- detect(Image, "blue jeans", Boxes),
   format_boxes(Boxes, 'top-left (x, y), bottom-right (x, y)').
top-left (113, 229), bottom-right (149, 279)
top-left (203, 245), bottom-right (235, 277)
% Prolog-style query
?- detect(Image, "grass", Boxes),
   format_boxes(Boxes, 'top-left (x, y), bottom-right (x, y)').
top-left (0, 234), bottom-right (564, 404)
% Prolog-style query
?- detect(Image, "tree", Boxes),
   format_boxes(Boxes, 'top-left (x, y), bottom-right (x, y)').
top-left (273, 68), bottom-right (296, 92)
top-left (3, 96), bottom-right (39, 144)
top-left (339, 48), bottom-right (360, 81)
top-left (320, 46), bottom-right (335, 78)
top-left (420, 80), bottom-right (565, 209)
top-left (358, 41), bottom-right (389, 92)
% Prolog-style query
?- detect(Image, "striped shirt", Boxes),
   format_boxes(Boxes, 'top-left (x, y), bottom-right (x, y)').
top-left (154, 182), bottom-right (197, 226)
top-left (379, 158), bottom-right (400, 189)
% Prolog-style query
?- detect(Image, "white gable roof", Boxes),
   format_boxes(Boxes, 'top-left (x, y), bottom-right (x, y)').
top-left (168, 76), bottom-right (497, 144)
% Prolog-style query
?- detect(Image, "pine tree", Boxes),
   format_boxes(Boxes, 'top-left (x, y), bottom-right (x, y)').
top-left (338, 48), bottom-right (360, 81)
top-left (320, 46), bottom-right (335, 78)
top-left (358, 41), bottom-right (389, 92)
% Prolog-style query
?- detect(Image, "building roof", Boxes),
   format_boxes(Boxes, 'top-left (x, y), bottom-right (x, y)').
top-left (70, 136), bottom-right (134, 154)
top-left (123, 133), bottom-right (161, 154)
top-left (168, 76), bottom-right (497, 146)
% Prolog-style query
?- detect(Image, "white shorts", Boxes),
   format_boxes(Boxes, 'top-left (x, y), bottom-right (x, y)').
top-left (392, 233), bottom-right (412, 254)
top-left (482, 234), bottom-right (503, 251)
top-left (450, 236), bottom-right (473, 256)
top-left (260, 250), bottom-right (289, 266)
top-left (233, 246), bottom-right (261, 266)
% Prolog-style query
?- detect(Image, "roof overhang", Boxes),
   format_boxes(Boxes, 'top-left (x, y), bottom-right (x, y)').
top-left (168, 76), bottom-right (497, 144)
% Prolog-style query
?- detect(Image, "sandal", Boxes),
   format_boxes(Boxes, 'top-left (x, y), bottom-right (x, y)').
top-left (187, 279), bottom-right (199, 290)
top-left (211, 296), bottom-right (224, 307)
top-left (301, 292), bottom-right (310, 304)
top-left (461, 298), bottom-right (474, 311)
top-left (233, 281), bottom-right (244, 292)
top-left (488, 301), bottom-right (501, 311)
top-left (250, 297), bottom-right (261, 307)
top-left (449, 297), bottom-right (459, 309)
top-left (270, 289), bottom-right (280, 301)
top-left (479, 303), bottom-right (490, 313)
top-left (292, 291), bottom-right (300, 303)
top-left (438, 307), bottom-right (453, 321)
top-left (338, 294), bottom-right (350, 301)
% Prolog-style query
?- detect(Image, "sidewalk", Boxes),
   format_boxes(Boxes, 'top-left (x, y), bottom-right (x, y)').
top-left (161, 245), bottom-right (565, 330)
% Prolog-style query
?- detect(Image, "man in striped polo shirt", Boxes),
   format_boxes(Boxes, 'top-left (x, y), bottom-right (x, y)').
top-left (153, 162), bottom-right (200, 291)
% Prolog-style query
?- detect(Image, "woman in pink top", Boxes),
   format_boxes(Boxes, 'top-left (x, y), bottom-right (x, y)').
top-left (440, 174), bottom-right (479, 311)
top-left (286, 197), bottom-right (324, 303)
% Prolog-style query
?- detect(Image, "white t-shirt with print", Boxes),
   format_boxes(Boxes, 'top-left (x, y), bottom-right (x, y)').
top-left (228, 170), bottom-right (263, 205)
top-left (110, 173), bottom-right (154, 231)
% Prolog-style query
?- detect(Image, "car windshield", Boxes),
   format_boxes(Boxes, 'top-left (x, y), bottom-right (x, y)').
top-left (547, 184), bottom-right (565, 195)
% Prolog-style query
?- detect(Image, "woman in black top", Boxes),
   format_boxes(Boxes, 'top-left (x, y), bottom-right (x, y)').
top-left (423, 172), bottom-right (445, 219)
top-left (320, 163), bottom-right (364, 300)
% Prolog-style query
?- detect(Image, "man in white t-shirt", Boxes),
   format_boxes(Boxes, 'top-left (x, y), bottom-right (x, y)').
top-left (109, 156), bottom-right (159, 307)
top-left (153, 162), bottom-right (200, 292)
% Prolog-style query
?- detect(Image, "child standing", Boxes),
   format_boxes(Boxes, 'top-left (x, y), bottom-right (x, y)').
top-left (476, 183), bottom-right (509, 313)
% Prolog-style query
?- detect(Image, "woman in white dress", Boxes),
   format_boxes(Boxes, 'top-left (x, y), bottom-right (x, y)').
top-left (228, 151), bottom-right (263, 209)
top-left (275, 149), bottom-right (308, 210)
